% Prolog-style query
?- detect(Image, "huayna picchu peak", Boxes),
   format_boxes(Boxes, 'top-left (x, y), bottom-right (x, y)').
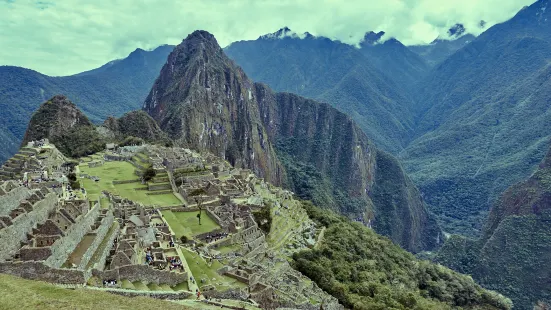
top-left (144, 30), bottom-right (441, 253)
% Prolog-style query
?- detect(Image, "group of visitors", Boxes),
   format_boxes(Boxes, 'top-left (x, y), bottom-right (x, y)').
top-left (102, 279), bottom-right (117, 286)
top-left (168, 256), bottom-right (184, 271)
top-left (204, 232), bottom-right (228, 243)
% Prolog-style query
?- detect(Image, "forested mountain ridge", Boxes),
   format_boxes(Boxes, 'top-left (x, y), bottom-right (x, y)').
top-left (435, 144), bottom-right (551, 310)
top-left (402, 0), bottom-right (551, 235)
top-left (143, 30), bottom-right (441, 252)
top-left (0, 44), bottom-right (173, 163)
top-left (358, 31), bottom-right (430, 91)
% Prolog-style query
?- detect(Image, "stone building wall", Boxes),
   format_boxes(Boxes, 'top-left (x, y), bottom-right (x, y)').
top-left (148, 183), bottom-right (171, 191)
top-left (45, 203), bottom-right (100, 268)
top-left (77, 211), bottom-right (114, 270)
top-left (95, 265), bottom-right (188, 286)
top-left (92, 222), bottom-right (120, 271)
top-left (205, 207), bottom-right (224, 227)
top-left (19, 246), bottom-right (52, 261)
top-left (0, 192), bottom-right (58, 262)
top-left (98, 288), bottom-right (192, 299)
top-left (0, 186), bottom-right (33, 217)
top-left (0, 261), bottom-right (86, 284)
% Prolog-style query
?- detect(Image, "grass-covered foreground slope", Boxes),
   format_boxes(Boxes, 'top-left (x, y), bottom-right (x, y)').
top-left (435, 146), bottom-right (551, 309)
top-left (0, 274), bottom-right (188, 310)
top-left (292, 201), bottom-right (512, 310)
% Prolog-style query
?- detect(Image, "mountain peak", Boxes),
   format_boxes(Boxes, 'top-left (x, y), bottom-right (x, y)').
top-left (184, 30), bottom-right (218, 44)
top-left (258, 27), bottom-right (303, 40)
top-left (21, 95), bottom-right (100, 157)
top-left (447, 23), bottom-right (466, 38)
top-left (360, 31), bottom-right (386, 46)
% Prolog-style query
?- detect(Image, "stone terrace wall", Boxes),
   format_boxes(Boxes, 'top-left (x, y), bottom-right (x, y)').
top-left (0, 186), bottom-right (33, 217)
top-left (92, 222), bottom-right (120, 271)
top-left (0, 261), bottom-right (86, 284)
top-left (78, 211), bottom-right (115, 270)
top-left (0, 192), bottom-right (58, 262)
top-left (94, 288), bottom-right (192, 300)
top-left (45, 203), bottom-right (100, 268)
top-left (95, 265), bottom-right (188, 286)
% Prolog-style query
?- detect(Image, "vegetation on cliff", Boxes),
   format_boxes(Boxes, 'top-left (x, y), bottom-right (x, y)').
top-left (22, 95), bottom-right (105, 157)
top-left (292, 201), bottom-right (512, 310)
top-left (435, 146), bottom-right (551, 309)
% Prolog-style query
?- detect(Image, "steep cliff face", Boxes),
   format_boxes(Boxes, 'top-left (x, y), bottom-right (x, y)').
top-left (22, 95), bottom-right (104, 157)
top-left (144, 30), bottom-right (440, 252)
top-left (436, 145), bottom-right (551, 309)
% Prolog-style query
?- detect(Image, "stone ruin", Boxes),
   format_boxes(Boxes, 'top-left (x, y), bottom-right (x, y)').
top-left (0, 143), bottom-right (342, 309)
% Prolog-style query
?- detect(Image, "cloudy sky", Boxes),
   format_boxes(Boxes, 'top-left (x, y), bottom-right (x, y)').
top-left (0, 0), bottom-right (536, 76)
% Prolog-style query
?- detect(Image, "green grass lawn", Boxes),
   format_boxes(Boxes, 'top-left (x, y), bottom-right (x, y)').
top-left (161, 211), bottom-right (220, 239)
top-left (216, 244), bottom-right (241, 255)
top-left (181, 249), bottom-right (246, 291)
top-left (78, 160), bottom-right (180, 207)
top-left (0, 274), bottom-right (188, 310)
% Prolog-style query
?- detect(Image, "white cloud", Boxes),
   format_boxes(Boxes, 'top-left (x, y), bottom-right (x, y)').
top-left (0, 0), bottom-right (536, 75)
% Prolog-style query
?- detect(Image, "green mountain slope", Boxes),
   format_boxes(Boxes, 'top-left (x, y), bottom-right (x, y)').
top-left (435, 145), bottom-right (551, 309)
top-left (293, 201), bottom-right (512, 310)
top-left (0, 45), bottom-right (173, 162)
top-left (408, 34), bottom-right (476, 67)
top-left (144, 30), bottom-right (441, 252)
top-left (401, 0), bottom-right (551, 235)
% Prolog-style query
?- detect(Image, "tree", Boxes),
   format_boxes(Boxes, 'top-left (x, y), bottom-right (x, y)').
top-left (142, 165), bottom-right (156, 182)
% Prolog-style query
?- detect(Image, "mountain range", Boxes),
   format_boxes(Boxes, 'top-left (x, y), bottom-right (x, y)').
top-left (2, 0), bottom-right (551, 307)
top-left (435, 144), bottom-right (551, 309)
top-left (13, 31), bottom-right (513, 309)
top-left (0, 45), bottom-right (174, 161)
top-left (224, 1), bottom-right (551, 240)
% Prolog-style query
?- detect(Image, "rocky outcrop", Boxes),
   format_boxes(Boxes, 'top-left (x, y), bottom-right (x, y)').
top-left (143, 30), bottom-right (441, 252)
top-left (22, 95), bottom-right (92, 145)
top-left (101, 110), bottom-right (171, 145)
top-left (21, 95), bottom-right (104, 158)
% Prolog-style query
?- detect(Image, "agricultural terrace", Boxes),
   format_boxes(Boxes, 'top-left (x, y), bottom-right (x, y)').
top-left (78, 154), bottom-right (181, 207)
top-left (180, 248), bottom-right (247, 291)
top-left (161, 210), bottom-right (220, 239)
